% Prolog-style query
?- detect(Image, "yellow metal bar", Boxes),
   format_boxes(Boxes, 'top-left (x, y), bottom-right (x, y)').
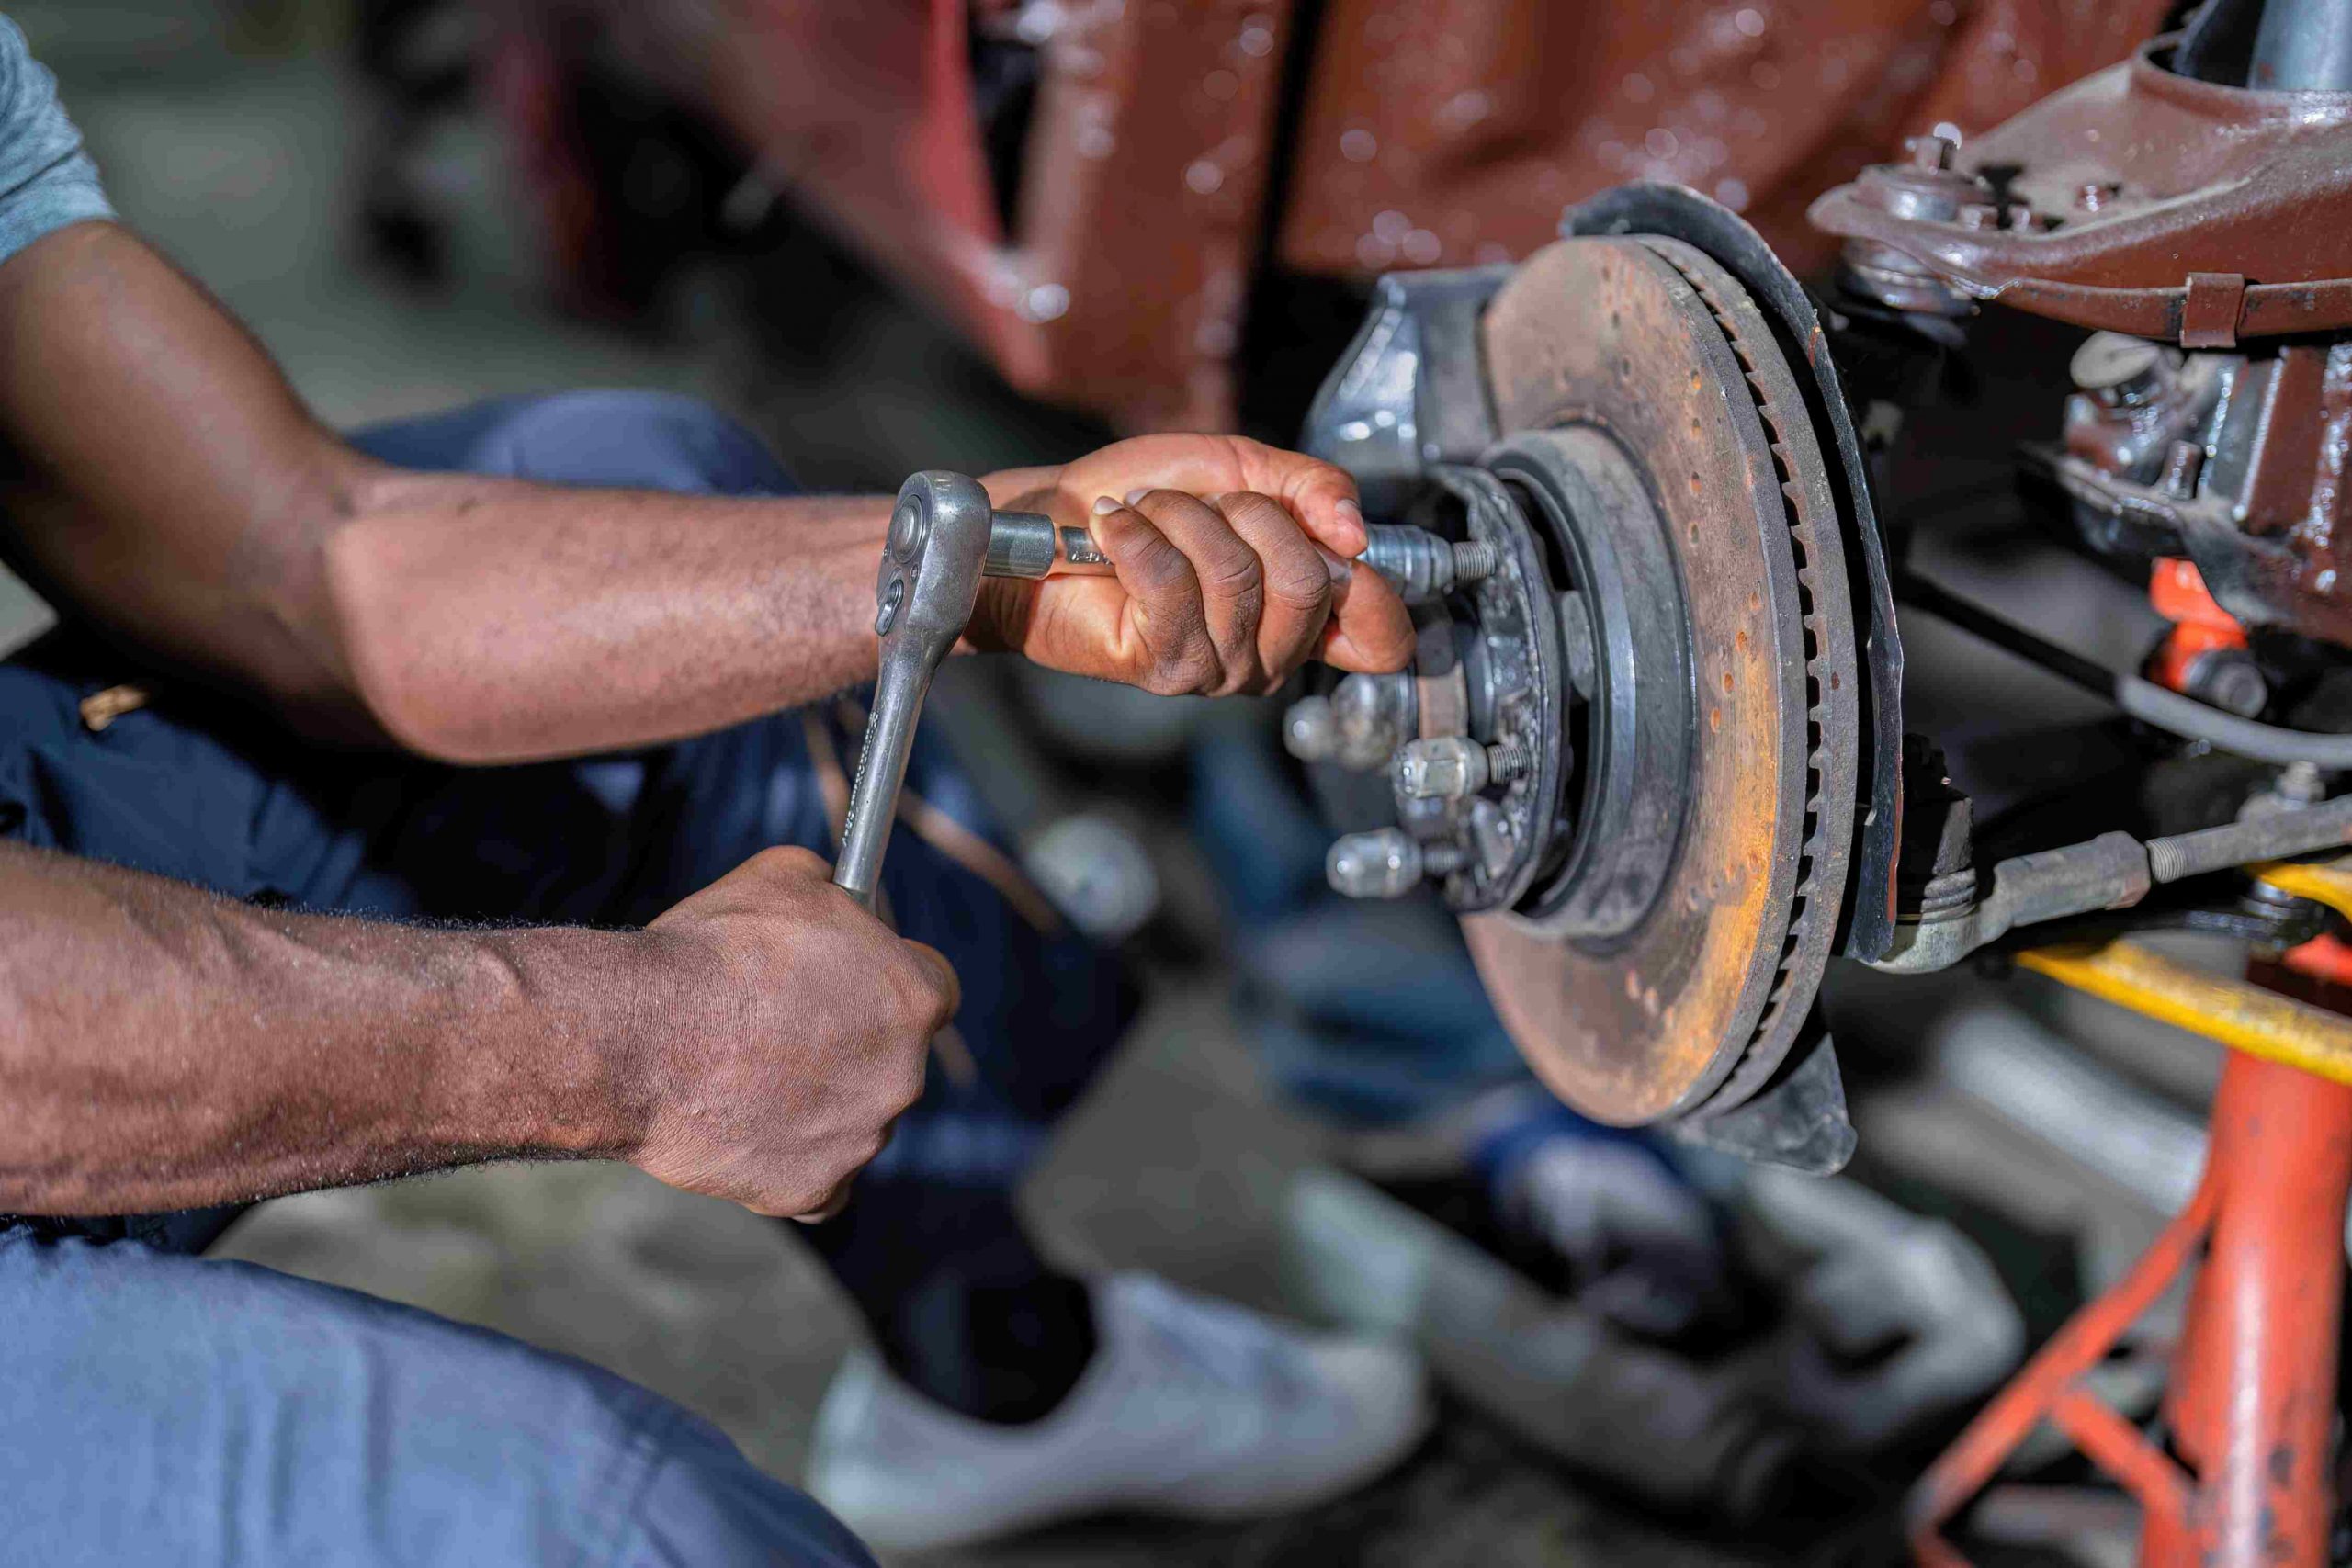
top-left (2252, 856), bottom-right (2352, 922)
top-left (2016, 942), bottom-right (2352, 1088)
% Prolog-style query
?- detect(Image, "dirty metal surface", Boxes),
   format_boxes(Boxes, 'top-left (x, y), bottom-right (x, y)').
top-left (1810, 37), bottom-right (2352, 343)
top-left (1277, 0), bottom-right (2172, 285)
top-left (1420, 464), bottom-right (1569, 914)
top-left (1566, 182), bottom-right (1905, 963)
top-left (1464, 236), bottom-right (1860, 1124)
top-left (516, 0), bottom-right (2171, 434)
top-left (2046, 338), bottom-right (2352, 649)
top-left (526, 0), bottom-right (1295, 431)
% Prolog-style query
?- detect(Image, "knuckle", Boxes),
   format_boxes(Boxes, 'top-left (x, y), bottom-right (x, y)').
top-left (751, 843), bottom-right (825, 878)
top-left (1127, 539), bottom-right (1196, 598)
top-left (1148, 645), bottom-right (1220, 695)
top-left (1267, 555), bottom-right (1330, 612)
top-left (1200, 542), bottom-right (1263, 598)
top-left (885, 952), bottom-right (955, 1033)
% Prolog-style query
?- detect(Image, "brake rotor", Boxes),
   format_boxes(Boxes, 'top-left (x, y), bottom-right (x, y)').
top-left (1463, 235), bottom-right (1861, 1125)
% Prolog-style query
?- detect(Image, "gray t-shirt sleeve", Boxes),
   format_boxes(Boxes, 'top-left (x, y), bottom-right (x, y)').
top-left (0, 15), bottom-right (111, 265)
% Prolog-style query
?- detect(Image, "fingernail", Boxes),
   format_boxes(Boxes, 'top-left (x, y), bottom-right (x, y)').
top-left (1335, 498), bottom-right (1363, 527)
top-left (1091, 494), bottom-right (1121, 515)
top-left (1125, 487), bottom-right (1152, 506)
top-left (1318, 547), bottom-right (1352, 584)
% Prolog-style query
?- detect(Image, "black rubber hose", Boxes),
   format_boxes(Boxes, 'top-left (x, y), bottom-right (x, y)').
top-left (1897, 573), bottom-right (2352, 768)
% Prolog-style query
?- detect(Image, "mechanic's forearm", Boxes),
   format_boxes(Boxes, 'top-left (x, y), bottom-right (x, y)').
top-left (0, 840), bottom-right (641, 1215)
top-left (322, 469), bottom-right (891, 761)
top-left (0, 222), bottom-right (899, 760)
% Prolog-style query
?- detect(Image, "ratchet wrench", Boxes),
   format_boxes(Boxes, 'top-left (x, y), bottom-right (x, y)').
top-left (831, 471), bottom-right (1114, 908)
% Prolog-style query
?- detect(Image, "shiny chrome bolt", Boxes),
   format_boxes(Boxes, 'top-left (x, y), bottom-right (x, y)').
top-left (1326, 829), bottom-right (1464, 898)
top-left (1282, 694), bottom-right (1338, 762)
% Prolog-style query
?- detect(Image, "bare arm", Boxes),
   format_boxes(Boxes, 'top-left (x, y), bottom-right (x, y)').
top-left (0, 838), bottom-right (953, 1218)
top-left (0, 221), bottom-right (1410, 762)
top-left (0, 218), bottom-right (1406, 1216)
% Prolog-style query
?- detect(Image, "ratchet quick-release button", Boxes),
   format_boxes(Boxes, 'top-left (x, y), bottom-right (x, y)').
top-left (887, 498), bottom-right (929, 560)
top-left (875, 574), bottom-right (907, 636)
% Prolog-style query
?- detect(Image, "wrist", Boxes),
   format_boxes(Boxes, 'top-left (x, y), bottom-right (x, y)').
top-left (449, 926), bottom-right (655, 1162)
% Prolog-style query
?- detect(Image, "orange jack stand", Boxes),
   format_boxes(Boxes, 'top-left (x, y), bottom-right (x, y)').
top-left (1909, 1019), bottom-right (2352, 1566)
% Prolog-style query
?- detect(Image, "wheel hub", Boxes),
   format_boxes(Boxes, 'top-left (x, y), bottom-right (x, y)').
top-left (1300, 228), bottom-right (1864, 1127)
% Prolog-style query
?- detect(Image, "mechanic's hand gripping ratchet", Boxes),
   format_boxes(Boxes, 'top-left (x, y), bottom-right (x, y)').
top-left (831, 472), bottom-right (1114, 908)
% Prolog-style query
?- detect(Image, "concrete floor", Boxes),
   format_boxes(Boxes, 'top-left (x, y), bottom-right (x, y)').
top-left (11, 6), bottom-right (2224, 1564)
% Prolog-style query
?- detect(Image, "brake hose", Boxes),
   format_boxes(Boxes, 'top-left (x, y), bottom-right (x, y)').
top-left (1898, 573), bottom-right (2352, 769)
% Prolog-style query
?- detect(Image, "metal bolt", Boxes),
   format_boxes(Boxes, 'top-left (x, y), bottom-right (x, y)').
top-left (1327, 829), bottom-right (1464, 898)
top-left (1906, 133), bottom-right (1956, 171)
top-left (2185, 648), bottom-right (2267, 719)
top-left (2071, 333), bottom-right (2169, 407)
top-left (2160, 438), bottom-right (2205, 499)
top-left (1452, 540), bottom-right (1499, 584)
top-left (1360, 525), bottom-right (1496, 602)
top-left (2280, 761), bottom-right (2327, 807)
top-left (1282, 694), bottom-right (1338, 761)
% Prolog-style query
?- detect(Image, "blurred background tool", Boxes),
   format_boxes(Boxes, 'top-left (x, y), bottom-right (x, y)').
top-left (1911, 897), bottom-right (2352, 1568)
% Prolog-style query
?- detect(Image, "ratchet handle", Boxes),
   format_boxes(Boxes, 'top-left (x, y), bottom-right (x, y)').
top-left (833, 648), bottom-right (932, 908)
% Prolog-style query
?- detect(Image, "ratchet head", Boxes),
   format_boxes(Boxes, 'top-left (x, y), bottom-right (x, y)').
top-left (876, 471), bottom-right (998, 664)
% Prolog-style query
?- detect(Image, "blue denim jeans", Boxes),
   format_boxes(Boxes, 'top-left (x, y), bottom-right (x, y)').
top-left (0, 390), bottom-right (1135, 1561)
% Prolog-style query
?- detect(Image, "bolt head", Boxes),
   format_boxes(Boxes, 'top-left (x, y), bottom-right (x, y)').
top-left (1906, 133), bottom-right (1956, 171)
top-left (2071, 332), bottom-right (2166, 401)
top-left (2188, 649), bottom-right (2267, 719)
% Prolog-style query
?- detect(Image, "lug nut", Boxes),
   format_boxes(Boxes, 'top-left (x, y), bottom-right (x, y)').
top-left (1282, 694), bottom-right (1338, 761)
top-left (1394, 737), bottom-right (1532, 799)
top-left (1327, 829), bottom-right (1464, 899)
top-left (1392, 742), bottom-right (1523, 804)
top-left (1396, 737), bottom-right (1487, 798)
top-left (1359, 525), bottom-right (1498, 602)
top-left (1330, 671), bottom-right (1419, 770)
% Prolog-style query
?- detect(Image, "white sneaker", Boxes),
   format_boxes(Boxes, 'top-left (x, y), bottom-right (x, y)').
top-left (804, 1272), bottom-right (1431, 1551)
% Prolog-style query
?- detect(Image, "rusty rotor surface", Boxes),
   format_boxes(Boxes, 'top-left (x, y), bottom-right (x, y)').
top-left (1463, 236), bottom-right (1860, 1125)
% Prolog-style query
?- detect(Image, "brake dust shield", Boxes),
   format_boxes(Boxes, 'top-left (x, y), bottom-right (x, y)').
top-left (1462, 236), bottom-right (1860, 1125)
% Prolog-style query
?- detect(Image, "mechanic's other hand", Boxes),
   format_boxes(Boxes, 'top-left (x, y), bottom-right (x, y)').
top-left (971, 435), bottom-right (1414, 693)
top-left (622, 846), bottom-right (956, 1221)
